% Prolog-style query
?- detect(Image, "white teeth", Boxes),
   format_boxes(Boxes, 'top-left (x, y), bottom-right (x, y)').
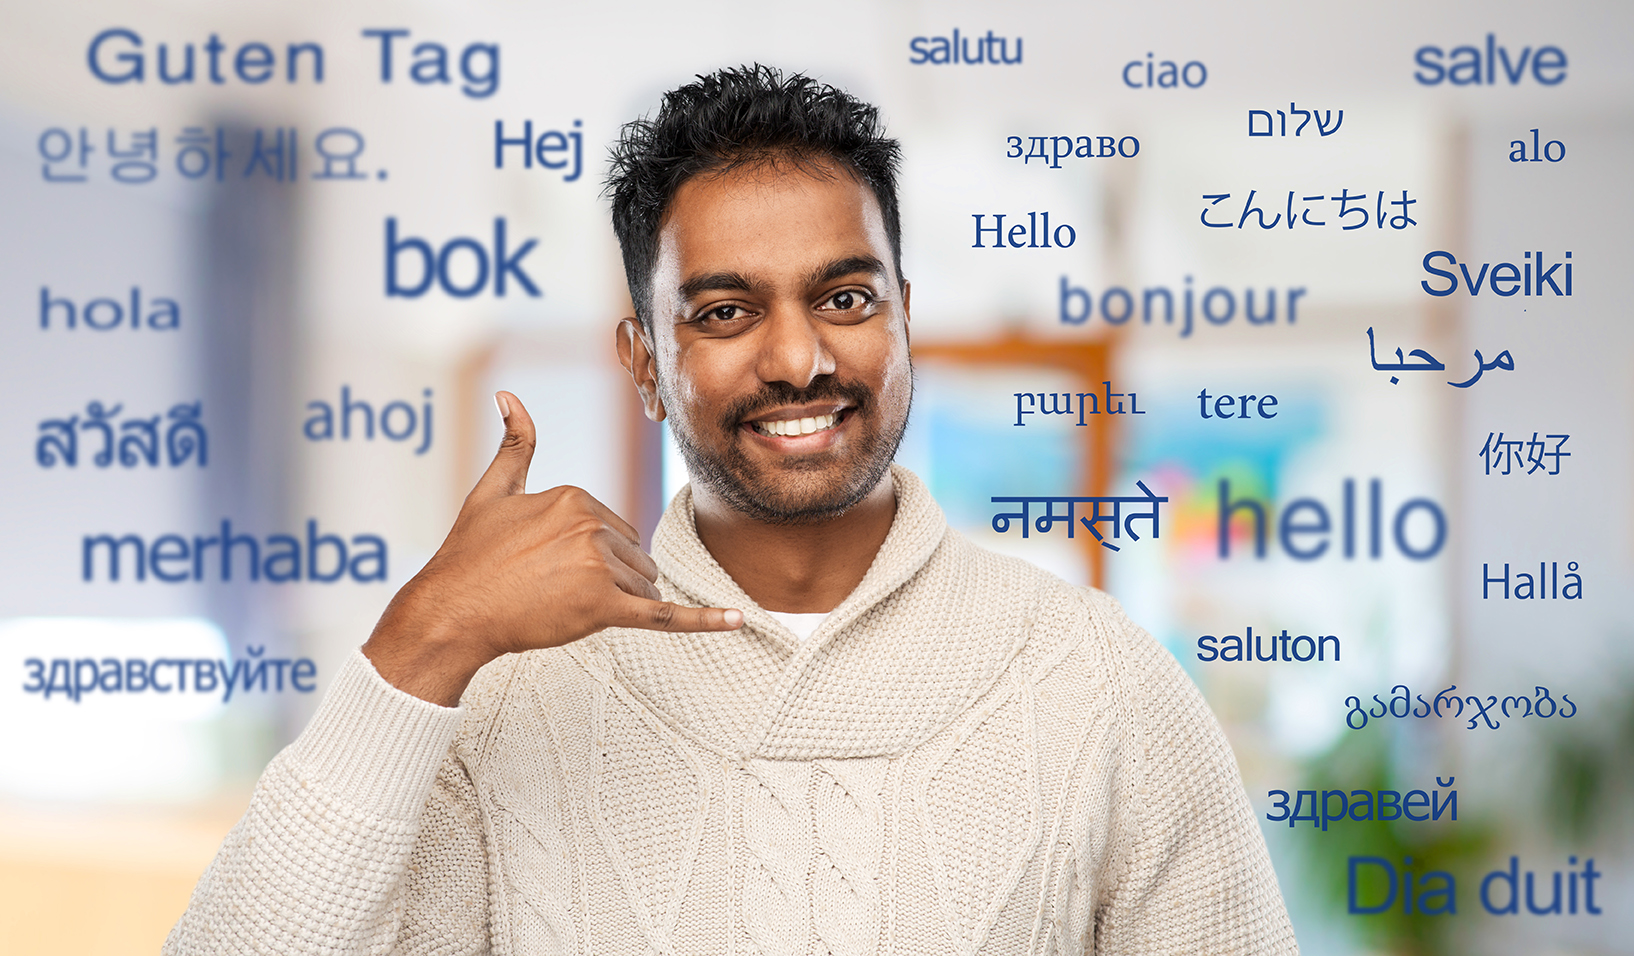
top-left (755, 413), bottom-right (838, 437)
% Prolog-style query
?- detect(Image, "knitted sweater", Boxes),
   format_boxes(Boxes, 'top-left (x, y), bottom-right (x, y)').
top-left (166, 466), bottom-right (1298, 956)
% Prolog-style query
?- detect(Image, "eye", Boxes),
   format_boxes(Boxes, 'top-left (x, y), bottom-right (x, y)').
top-left (686, 300), bottom-right (760, 334)
top-left (696, 303), bottom-right (754, 328)
top-left (822, 289), bottom-right (872, 312)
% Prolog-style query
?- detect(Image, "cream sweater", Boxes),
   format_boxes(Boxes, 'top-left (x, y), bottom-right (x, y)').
top-left (166, 466), bottom-right (1297, 955)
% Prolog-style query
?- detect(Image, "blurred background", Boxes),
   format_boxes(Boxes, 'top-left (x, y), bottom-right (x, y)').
top-left (0, 1), bottom-right (1629, 953)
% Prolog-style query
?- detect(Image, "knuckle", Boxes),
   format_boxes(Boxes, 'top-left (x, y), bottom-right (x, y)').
top-left (548, 486), bottom-right (593, 513)
top-left (541, 488), bottom-right (585, 514)
top-left (569, 515), bottom-right (609, 539)
top-left (650, 602), bottom-right (677, 628)
top-left (498, 427), bottom-right (535, 454)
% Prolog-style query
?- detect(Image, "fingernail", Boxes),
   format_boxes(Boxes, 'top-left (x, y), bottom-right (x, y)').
top-left (724, 609), bottom-right (743, 628)
top-left (494, 392), bottom-right (510, 418)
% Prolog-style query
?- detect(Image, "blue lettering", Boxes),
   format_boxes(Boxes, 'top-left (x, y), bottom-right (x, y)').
top-left (1413, 35), bottom-right (1567, 86)
top-left (386, 217), bottom-right (539, 299)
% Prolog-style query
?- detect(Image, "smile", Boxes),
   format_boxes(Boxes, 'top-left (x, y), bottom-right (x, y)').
top-left (750, 412), bottom-right (840, 437)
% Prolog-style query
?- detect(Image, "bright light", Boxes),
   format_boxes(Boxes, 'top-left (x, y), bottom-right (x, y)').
top-left (0, 618), bottom-right (231, 803)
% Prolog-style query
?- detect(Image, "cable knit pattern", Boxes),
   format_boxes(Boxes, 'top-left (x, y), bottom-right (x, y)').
top-left (811, 757), bottom-right (886, 956)
top-left (592, 685), bottom-right (710, 952)
top-left (740, 760), bottom-right (811, 956)
top-left (917, 684), bottom-right (1041, 956)
top-left (166, 465), bottom-right (1299, 956)
top-left (484, 666), bottom-right (579, 955)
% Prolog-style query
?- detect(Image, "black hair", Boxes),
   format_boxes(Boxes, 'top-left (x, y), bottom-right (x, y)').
top-left (606, 64), bottom-right (904, 330)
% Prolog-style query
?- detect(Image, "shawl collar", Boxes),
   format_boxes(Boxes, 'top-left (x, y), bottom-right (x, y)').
top-left (574, 465), bottom-right (1043, 760)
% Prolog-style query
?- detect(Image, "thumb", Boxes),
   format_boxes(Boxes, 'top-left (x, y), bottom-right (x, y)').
top-left (471, 390), bottom-right (537, 499)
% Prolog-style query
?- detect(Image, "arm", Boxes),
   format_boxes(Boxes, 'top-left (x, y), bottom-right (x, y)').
top-left (166, 392), bottom-right (742, 952)
top-left (1092, 633), bottom-right (1299, 955)
top-left (163, 651), bottom-right (470, 955)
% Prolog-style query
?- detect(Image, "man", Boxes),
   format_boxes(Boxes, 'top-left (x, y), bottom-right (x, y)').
top-left (167, 66), bottom-right (1297, 955)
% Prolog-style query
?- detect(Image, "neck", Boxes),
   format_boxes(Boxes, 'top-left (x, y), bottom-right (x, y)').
top-left (691, 471), bottom-right (897, 614)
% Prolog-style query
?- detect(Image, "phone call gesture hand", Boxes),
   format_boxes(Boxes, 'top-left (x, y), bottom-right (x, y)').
top-left (362, 390), bottom-right (742, 706)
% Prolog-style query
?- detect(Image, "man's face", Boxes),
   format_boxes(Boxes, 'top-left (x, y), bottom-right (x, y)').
top-left (630, 159), bottom-right (912, 524)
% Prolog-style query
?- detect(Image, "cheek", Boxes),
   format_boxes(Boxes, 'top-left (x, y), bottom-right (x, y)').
top-left (664, 372), bottom-right (706, 429)
top-left (666, 342), bottom-right (747, 420)
top-left (877, 370), bottom-right (913, 428)
top-left (652, 338), bottom-right (693, 412)
top-left (869, 329), bottom-right (914, 402)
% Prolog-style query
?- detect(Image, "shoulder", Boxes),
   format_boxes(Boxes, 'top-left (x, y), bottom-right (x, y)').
top-left (994, 569), bottom-right (1250, 843)
top-left (942, 530), bottom-right (1180, 689)
top-left (945, 532), bottom-right (1212, 745)
top-left (1039, 585), bottom-right (1244, 810)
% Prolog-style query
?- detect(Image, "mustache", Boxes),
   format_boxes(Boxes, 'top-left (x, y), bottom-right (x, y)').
top-left (721, 376), bottom-right (875, 430)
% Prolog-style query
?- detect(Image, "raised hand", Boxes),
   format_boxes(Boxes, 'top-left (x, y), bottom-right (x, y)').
top-left (362, 390), bottom-right (742, 705)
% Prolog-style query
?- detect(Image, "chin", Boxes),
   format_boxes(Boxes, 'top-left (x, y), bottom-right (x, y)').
top-left (668, 401), bottom-right (906, 525)
top-left (727, 468), bottom-right (882, 524)
top-left (691, 454), bottom-right (889, 525)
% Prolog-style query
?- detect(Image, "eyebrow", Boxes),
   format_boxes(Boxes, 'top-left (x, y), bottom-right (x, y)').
top-left (806, 255), bottom-right (887, 287)
top-left (676, 255), bottom-right (889, 304)
top-left (677, 270), bottom-right (761, 301)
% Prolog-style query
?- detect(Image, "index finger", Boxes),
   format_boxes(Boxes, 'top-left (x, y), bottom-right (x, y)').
top-left (609, 595), bottom-right (744, 634)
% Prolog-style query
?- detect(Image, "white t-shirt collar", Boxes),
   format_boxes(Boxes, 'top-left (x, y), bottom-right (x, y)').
top-left (764, 610), bottom-right (829, 642)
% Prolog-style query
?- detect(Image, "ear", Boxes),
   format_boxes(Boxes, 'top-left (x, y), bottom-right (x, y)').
top-left (901, 280), bottom-right (911, 345)
top-left (616, 318), bottom-right (667, 423)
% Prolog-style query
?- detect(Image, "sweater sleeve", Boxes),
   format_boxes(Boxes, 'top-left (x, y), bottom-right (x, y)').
top-left (1091, 632), bottom-right (1299, 956)
top-left (163, 649), bottom-right (485, 956)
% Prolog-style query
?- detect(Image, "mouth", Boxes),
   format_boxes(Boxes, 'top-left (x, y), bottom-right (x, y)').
top-left (748, 411), bottom-right (842, 438)
top-left (737, 399), bottom-right (857, 449)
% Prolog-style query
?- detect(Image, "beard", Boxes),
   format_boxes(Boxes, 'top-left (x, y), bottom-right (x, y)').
top-left (664, 374), bottom-right (910, 525)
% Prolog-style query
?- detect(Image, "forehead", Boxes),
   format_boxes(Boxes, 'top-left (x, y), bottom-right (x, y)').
top-left (655, 161), bottom-right (891, 292)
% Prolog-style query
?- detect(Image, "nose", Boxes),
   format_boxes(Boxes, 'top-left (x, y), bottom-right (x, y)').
top-left (755, 304), bottom-right (836, 389)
